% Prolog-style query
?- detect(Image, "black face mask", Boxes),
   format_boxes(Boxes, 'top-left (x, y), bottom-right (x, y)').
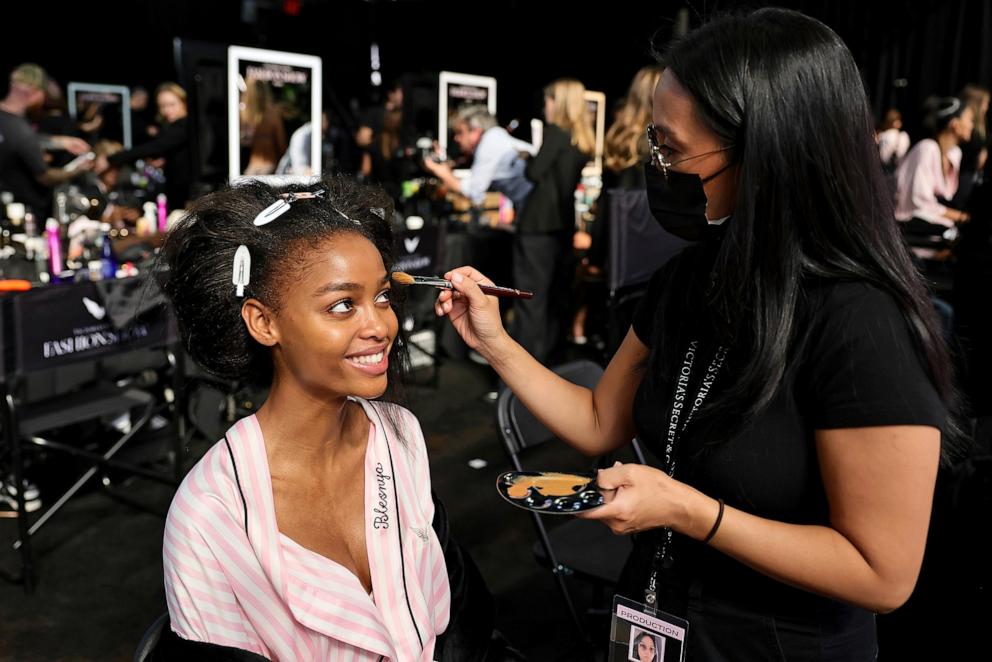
top-left (643, 156), bottom-right (734, 242)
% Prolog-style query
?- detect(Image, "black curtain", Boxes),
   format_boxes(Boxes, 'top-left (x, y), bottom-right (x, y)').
top-left (781, 0), bottom-right (991, 135)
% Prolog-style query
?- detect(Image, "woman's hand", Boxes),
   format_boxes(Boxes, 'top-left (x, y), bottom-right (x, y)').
top-left (434, 266), bottom-right (509, 357)
top-left (579, 462), bottom-right (720, 540)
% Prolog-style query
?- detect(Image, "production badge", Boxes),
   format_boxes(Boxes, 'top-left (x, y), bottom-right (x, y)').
top-left (609, 595), bottom-right (688, 662)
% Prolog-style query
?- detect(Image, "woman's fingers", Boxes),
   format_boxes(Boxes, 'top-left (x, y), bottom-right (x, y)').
top-left (444, 266), bottom-right (496, 288)
top-left (594, 463), bottom-right (630, 491)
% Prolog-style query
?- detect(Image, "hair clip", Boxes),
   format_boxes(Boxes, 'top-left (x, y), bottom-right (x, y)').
top-left (233, 245), bottom-right (251, 297)
top-left (937, 98), bottom-right (962, 118)
top-left (332, 206), bottom-right (362, 226)
top-left (370, 207), bottom-right (386, 220)
top-left (253, 189), bottom-right (327, 226)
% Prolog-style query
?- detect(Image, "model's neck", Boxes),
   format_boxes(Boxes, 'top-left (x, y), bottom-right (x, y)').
top-left (936, 131), bottom-right (959, 155)
top-left (254, 372), bottom-right (363, 470)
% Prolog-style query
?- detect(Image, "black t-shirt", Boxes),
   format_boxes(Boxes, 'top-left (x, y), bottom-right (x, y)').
top-left (0, 109), bottom-right (49, 214)
top-left (625, 246), bottom-right (945, 621)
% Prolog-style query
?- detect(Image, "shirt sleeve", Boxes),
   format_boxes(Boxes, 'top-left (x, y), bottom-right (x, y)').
top-left (465, 131), bottom-right (501, 204)
top-left (108, 121), bottom-right (187, 166)
top-left (162, 488), bottom-right (266, 655)
top-left (803, 283), bottom-right (945, 430)
top-left (906, 142), bottom-right (952, 226)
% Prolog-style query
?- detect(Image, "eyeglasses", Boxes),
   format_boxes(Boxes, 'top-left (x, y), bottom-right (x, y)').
top-left (646, 123), bottom-right (734, 178)
top-left (646, 123), bottom-right (674, 175)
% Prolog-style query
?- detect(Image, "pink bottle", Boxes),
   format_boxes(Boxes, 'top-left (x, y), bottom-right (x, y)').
top-left (157, 194), bottom-right (168, 234)
top-left (45, 218), bottom-right (63, 279)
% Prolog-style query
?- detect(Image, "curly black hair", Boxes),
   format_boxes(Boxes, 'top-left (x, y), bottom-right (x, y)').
top-left (161, 177), bottom-right (406, 389)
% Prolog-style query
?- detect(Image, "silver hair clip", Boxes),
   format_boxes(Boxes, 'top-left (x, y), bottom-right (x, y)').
top-left (370, 207), bottom-right (386, 220)
top-left (233, 245), bottom-right (251, 297)
top-left (937, 98), bottom-right (962, 118)
top-left (253, 189), bottom-right (327, 226)
top-left (332, 205), bottom-right (362, 226)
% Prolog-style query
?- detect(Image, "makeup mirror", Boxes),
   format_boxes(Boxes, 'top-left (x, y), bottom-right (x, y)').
top-left (227, 46), bottom-right (322, 183)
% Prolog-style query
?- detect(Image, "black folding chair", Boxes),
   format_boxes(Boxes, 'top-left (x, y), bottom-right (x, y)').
top-left (0, 278), bottom-right (185, 592)
top-left (495, 359), bottom-right (646, 652)
top-left (134, 612), bottom-right (170, 662)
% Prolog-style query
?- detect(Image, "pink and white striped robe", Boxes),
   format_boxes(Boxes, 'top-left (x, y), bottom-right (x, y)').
top-left (162, 398), bottom-right (451, 661)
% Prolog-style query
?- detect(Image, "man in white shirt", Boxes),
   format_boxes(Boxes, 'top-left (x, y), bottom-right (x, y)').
top-left (422, 104), bottom-right (534, 214)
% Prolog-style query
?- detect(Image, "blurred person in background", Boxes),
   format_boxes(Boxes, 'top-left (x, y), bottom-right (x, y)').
top-left (511, 78), bottom-right (594, 364)
top-left (572, 65), bottom-right (664, 345)
top-left (877, 108), bottom-right (911, 173)
top-left (0, 63), bottom-right (92, 216)
top-left (952, 84), bottom-right (989, 209)
top-left (130, 86), bottom-right (158, 144)
top-left (73, 139), bottom-right (140, 224)
top-left (96, 82), bottom-right (192, 209)
top-left (422, 104), bottom-right (534, 214)
top-left (240, 79), bottom-right (287, 176)
top-left (894, 96), bottom-right (974, 243)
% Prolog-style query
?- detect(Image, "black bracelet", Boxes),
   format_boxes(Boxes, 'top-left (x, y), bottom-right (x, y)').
top-left (702, 498), bottom-right (725, 545)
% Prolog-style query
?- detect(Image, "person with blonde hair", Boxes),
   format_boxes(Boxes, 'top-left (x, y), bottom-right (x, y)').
top-left (953, 83), bottom-right (989, 208)
top-left (543, 78), bottom-right (596, 157)
top-left (240, 79), bottom-right (288, 176)
top-left (96, 81), bottom-right (192, 208)
top-left (512, 78), bottom-right (594, 363)
top-left (604, 65), bottom-right (663, 174)
top-left (573, 65), bottom-right (666, 346)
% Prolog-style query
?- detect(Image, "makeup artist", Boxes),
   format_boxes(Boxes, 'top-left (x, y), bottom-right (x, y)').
top-left (436, 9), bottom-right (959, 661)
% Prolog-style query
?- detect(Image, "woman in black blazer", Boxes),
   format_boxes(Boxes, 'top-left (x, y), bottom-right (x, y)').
top-left (513, 78), bottom-right (595, 363)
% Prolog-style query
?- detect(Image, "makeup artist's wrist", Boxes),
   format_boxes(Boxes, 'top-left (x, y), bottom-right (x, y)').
top-left (479, 330), bottom-right (517, 369)
top-left (678, 485), bottom-right (724, 542)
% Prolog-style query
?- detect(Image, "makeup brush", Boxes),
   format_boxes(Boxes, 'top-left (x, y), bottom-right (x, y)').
top-left (391, 271), bottom-right (534, 299)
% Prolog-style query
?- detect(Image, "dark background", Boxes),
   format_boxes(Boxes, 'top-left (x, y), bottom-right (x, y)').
top-left (3, 0), bottom-right (989, 141)
top-left (1, 3), bottom-right (989, 659)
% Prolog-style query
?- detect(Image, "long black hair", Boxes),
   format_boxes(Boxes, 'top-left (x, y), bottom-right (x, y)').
top-left (650, 8), bottom-right (963, 461)
top-left (161, 177), bottom-right (410, 407)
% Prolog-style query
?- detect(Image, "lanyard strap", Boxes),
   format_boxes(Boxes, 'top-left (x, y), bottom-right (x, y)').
top-left (645, 341), bottom-right (727, 607)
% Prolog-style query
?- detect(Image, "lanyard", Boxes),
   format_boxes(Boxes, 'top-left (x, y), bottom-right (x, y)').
top-left (644, 340), bottom-right (727, 607)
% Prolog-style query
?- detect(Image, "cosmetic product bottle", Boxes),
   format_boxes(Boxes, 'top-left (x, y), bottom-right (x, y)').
top-left (157, 193), bottom-right (168, 234)
top-left (99, 223), bottom-right (116, 280)
top-left (6, 202), bottom-right (24, 228)
top-left (138, 201), bottom-right (156, 236)
top-left (45, 219), bottom-right (63, 282)
top-left (24, 212), bottom-right (37, 237)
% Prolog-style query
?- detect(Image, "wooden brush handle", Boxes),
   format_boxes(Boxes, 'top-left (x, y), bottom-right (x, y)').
top-left (479, 284), bottom-right (534, 299)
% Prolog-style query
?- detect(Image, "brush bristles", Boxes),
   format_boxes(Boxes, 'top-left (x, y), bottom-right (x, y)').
top-left (390, 271), bottom-right (416, 285)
